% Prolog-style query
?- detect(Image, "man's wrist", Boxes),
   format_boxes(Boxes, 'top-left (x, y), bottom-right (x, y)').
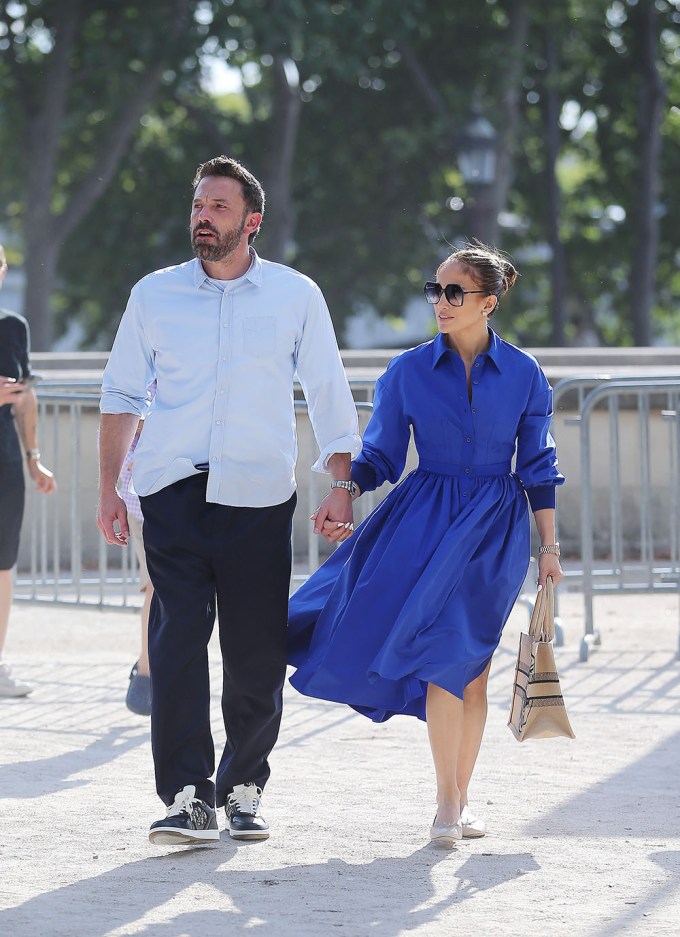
top-left (330, 479), bottom-right (358, 497)
top-left (26, 448), bottom-right (41, 461)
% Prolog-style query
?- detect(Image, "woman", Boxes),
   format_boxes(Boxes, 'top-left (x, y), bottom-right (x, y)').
top-left (288, 243), bottom-right (564, 846)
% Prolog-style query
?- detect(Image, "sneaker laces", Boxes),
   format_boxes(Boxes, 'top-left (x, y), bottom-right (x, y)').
top-left (228, 783), bottom-right (262, 816)
top-left (167, 785), bottom-right (199, 817)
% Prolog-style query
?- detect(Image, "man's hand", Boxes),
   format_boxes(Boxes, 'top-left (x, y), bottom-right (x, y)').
top-left (312, 488), bottom-right (354, 544)
top-left (0, 376), bottom-right (25, 405)
top-left (27, 458), bottom-right (57, 494)
top-left (97, 489), bottom-right (130, 546)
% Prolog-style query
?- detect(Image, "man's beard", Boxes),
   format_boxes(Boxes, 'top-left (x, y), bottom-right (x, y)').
top-left (191, 216), bottom-right (247, 262)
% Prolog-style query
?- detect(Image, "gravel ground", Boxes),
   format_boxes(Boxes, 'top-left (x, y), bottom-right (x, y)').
top-left (1, 591), bottom-right (679, 937)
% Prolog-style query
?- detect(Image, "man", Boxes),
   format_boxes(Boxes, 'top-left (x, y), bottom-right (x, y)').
top-left (0, 244), bottom-right (57, 697)
top-left (98, 156), bottom-right (360, 846)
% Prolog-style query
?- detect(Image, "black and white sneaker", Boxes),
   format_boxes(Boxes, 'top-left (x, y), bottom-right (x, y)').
top-left (149, 785), bottom-right (220, 845)
top-left (226, 783), bottom-right (269, 840)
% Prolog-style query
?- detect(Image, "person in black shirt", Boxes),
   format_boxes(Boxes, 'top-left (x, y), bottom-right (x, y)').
top-left (0, 244), bottom-right (57, 696)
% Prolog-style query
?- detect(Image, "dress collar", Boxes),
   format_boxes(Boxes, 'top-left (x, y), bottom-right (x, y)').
top-left (431, 327), bottom-right (504, 372)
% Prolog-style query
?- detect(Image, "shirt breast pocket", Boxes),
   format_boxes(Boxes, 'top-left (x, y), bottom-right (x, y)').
top-left (243, 317), bottom-right (277, 357)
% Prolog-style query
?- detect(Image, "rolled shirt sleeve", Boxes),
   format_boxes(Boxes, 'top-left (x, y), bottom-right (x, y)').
top-left (100, 285), bottom-right (156, 418)
top-left (294, 284), bottom-right (361, 473)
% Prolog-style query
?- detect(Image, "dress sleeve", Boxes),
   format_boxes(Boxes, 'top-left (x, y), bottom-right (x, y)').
top-left (515, 366), bottom-right (565, 512)
top-left (351, 374), bottom-right (411, 494)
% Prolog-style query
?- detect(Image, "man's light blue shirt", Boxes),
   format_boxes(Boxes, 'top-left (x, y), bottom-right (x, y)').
top-left (100, 250), bottom-right (361, 507)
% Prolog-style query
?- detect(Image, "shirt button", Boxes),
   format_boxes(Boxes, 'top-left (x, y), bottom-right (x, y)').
top-left (223, 323), bottom-right (228, 328)
top-left (473, 380), bottom-right (479, 385)
top-left (219, 389), bottom-right (225, 395)
top-left (472, 408), bottom-right (478, 414)
top-left (212, 456), bottom-right (218, 462)
top-left (222, 356), bottom-right (227, 361)
top-left (465, 468), bottom-right (471, 475)
top-left (474, 362), bottom-right (480, 368)
top-left (466, 437), bottom-right (471, 443)
top-left (215, 420), bottom-right (221, 425)
top-left (463, 491), bottom-right (469, 497)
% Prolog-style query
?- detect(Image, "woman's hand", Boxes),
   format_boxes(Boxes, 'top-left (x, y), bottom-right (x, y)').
top-left (0, 376), bottom-right (25, 405)
top-left (538, 553), bottom-right (563, 588)
top-left (27, 458), bottom-right (57, 494)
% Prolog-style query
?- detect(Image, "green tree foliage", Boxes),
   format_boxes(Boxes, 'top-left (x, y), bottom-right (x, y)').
top-left (1, 0), bottom-right (679, 348)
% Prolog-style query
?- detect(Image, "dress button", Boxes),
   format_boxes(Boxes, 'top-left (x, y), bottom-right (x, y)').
top-left (465, 467), bottom-right (471, 474)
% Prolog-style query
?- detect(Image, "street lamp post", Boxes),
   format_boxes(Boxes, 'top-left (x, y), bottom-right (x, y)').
top-left (458, 105), bottom-right (498, 245)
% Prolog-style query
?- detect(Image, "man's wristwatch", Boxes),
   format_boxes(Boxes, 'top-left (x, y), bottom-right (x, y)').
top-left (331, 480), bottom-right (358, 497)
top-left (26, 449), bottom-right (41, 461)
top-left (538, 543), bottom-right (560, 557)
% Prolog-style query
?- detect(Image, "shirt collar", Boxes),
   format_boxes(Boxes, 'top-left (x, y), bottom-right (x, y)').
top-left (431, 327), bottom-right (504, 372)
top-left (191, 247), bottom-right (263, 290)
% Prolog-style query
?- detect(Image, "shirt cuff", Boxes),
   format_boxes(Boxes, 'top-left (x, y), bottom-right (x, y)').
top-left (311, 433), bottom-right (362, 473)
top-left (526, 485), bottom-right (557, 512)
top-left (99, 391), bottom-right (148, 418)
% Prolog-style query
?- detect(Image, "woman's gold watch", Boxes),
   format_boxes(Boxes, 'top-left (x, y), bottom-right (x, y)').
top-left (538, 543), bottom-right (560, 556)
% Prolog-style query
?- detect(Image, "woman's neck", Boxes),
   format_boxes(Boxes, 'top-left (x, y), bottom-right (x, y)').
top-left (445, 325), bottom-right (491, 365)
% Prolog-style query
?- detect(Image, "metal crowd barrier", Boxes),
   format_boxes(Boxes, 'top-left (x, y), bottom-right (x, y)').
top-left (20, 374), bottom-right (679, 660)
top-left (15, 388), bottom-right (377, 608)
top-left (576, 378), bottom-right (680, 661)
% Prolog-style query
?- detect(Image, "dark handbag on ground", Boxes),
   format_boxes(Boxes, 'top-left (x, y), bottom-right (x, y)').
top-left (508, 576), bottom-right (575, 741)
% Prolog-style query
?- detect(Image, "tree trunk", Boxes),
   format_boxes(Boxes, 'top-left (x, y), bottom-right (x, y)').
top-left (21, 236), bottom-right (60, 352)
top-left (629, 0), bottom-right (665, 346)
top-left (262, 54), bottom-right (302, 263)
top-left (15, 0), bottom-right (192, 349)
top-left (487, 0), bottom-right (530, 247)
top-left (543, 21), bottom-right (567, 345)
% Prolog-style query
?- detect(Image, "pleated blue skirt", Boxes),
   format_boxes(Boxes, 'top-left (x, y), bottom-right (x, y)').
top-left (287, 466), bottom-right (530, 722)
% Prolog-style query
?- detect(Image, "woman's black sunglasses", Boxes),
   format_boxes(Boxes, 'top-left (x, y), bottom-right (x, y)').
top-left (423, 281), bottom-right (487, 306)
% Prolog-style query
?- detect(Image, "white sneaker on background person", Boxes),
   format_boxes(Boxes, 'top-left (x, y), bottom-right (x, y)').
top-left (0, 660), bottom-right (33, 697)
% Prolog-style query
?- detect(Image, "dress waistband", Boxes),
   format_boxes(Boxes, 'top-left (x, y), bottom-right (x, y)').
top-left (418, 459), bottom-right (512, 478)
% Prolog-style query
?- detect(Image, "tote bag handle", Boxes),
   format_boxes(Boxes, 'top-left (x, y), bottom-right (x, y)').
top-left (527, 576), bottom-right (555, 642)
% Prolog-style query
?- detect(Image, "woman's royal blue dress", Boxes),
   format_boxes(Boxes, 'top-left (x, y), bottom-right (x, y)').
top-left (288, 329), bottom-right (564, 723)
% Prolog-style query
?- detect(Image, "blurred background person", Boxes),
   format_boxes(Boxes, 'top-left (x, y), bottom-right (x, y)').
top-left (0, 243), bottom-right (57, 697)
top-left (117, 418), bottom-right (153, 716)
top-left (116, 380), bottom-right (157, 716)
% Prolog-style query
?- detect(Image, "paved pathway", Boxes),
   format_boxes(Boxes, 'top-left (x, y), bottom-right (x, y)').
top-left (1, 591), bottom-right (679, 936)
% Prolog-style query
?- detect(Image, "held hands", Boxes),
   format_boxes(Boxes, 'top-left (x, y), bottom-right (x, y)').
top-left (97, 490), bottom-right (131, 547)
top-left (311, 488), bottom-right (355, 544)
